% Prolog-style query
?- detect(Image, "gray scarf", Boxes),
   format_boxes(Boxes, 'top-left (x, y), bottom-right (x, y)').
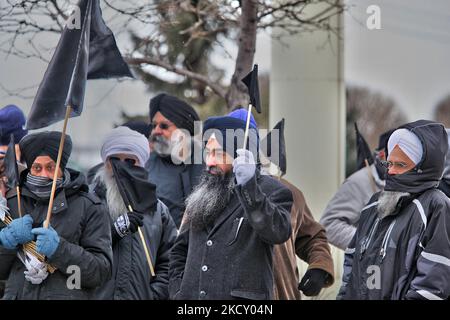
top-left (25, 169), bottom-right (71, 199)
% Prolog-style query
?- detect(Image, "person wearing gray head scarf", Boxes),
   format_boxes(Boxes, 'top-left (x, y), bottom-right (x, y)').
top-left (92, 126), bottom-right (177, 300)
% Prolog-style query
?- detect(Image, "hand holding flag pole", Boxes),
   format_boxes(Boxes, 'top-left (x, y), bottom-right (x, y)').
top-left (110, 159), bottom-right (155, 277)
top-left (3, 137), bottom-right (57, 272)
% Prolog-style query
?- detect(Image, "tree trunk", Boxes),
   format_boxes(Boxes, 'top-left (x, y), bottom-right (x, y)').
top-left (225, 0), bottom-right (258, 109)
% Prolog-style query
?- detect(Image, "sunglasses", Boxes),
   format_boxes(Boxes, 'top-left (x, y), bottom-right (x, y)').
top-left (109, 156), bottom-right (137, 166)
top-left (151, 122), bottom-right (172, 130)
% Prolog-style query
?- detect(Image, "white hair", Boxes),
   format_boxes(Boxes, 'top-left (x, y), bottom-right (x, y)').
top-left (94, 166), bottom-right (127, 220)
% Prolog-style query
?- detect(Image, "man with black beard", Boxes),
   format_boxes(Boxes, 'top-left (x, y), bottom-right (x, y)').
top-left (169, 115), bottom-right (293, 300)
top-left (92, 126), bottom-right (177, 300)
top-left (338, 120), bottom-right (450, 300)
top-left (146, 93), bottom-right (203, 228)
top-left (0, 131), bottom-right (112, 300)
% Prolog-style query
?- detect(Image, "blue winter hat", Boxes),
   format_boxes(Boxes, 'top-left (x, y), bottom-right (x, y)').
top-left (0, 105), bottom-right (28, 145)
top-left (227, 107), bottom-right (258, 129)
top-left (203, 115), bottom-right (259, 159)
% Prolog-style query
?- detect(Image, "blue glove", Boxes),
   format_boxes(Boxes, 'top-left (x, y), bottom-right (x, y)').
top-left (31, 226), bottom-right (60, 259)
top-left (0, 215), bottom-right (34, 249)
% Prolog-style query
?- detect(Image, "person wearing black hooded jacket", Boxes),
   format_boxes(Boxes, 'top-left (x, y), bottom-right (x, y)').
top-left (0, 131), bottom-right (112, 300)
top-left (92, 126), bottom-right (177, 300)
top-left (338, 120), bottom-right (450, 300)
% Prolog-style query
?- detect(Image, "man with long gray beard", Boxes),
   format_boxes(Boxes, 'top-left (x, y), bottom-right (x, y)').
top-left (169, 115), bottom-right (293, 300)
top-left (338, 120), bottom-right (450, 300)
top-left (92, 126), bottom-right (177, 300)
top-left (146, 93), bottom-right (203, 228)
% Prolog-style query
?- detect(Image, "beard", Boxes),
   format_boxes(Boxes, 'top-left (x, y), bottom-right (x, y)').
top-left (184, 168), bottom-right (234, 231)
top-left (94, 166), bottom-right (127, 221)
top-left (149, 134), bottom-right (172, 157)
top-left (377, 191), bottom-right (411, 218)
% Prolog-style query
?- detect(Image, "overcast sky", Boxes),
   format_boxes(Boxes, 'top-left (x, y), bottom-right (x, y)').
top-left (345, 0), bottom-right (450, 120)
top-left (1, 0), bottom-right (450, 168)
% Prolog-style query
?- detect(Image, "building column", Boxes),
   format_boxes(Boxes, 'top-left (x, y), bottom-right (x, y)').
top-left (270, 2), bottom-right (345, 299)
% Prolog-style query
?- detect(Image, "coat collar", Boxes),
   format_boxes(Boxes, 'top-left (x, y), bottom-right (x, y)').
top-left (14, 186), bottom-right (69, 215)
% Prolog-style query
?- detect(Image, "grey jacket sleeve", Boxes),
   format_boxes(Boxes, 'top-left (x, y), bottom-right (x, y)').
top-left (235, 174), bottom-right (293, 245)
top-left (320, 167), bottom-right (377, 250)
top-left (48, 203), bottom-right (113, 289)
top-left (405, 199), bottom-right (450, 300)
top-left (168, 224), bottom-right (189, 299)
top-left (148, 206), bottom-right (178, 300)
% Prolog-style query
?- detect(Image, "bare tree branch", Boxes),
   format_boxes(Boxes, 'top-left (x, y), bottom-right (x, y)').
top-left (126, 56), bottom-right (227, 99)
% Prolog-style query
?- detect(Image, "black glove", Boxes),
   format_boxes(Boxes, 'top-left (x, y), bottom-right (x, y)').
top-left (127, 211), bottom-right (144, 233)
top-left (298, 269), bottom-right (329, 296)
top-left (112, 211), bottom-right (144, 241)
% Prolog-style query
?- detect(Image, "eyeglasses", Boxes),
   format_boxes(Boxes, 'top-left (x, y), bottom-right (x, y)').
top-left (381, 160), bottom-right (408, 169)
top-left (31, 163), bottom-right (57, 174)
top-left (109, 156), bottom-right (137, 166)
top-left (151, 122), bottom-right (172, 130)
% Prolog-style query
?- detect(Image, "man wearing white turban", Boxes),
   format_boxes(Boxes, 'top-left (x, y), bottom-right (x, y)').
top-left (338, 120), bottom-right (450, 300)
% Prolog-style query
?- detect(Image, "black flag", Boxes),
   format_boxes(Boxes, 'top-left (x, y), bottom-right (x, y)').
top-left (355, 122), bottom-right (374, 170)
top-left (27, 0), bottom-right (133, 130)
top-left (3, 135), bottom-right (20, 189)
top-left (109, 158), bottom-right (157, 214)
top-left (261, 119), bottom-right (287, 176)
top-left (241, 64), bottom-right (262, 113)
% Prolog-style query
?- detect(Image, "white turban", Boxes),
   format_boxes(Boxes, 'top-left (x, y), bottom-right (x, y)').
top-left (101, 126), bottom-right (150, 167)
top-left (388, 128), bottom-right (423, 165)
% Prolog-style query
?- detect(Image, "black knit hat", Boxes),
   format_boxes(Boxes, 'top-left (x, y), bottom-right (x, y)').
top-left (149, 93), bottom-right (200, 136)
top-left (19, 131), bottom-right (72, 170)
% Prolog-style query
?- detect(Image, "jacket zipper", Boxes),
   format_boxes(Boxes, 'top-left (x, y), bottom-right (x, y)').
top-left (360, 217), bottom-right (380, 259)
top-left (379, 220), bottom-right (396, 261)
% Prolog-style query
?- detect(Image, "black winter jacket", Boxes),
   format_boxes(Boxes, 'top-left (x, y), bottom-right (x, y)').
top-left (338, 120), bottom-right (450, 300)
top-left (0, 169), bottom-right (112, 300)
top-left (168, 172), bottom-right (293, 300)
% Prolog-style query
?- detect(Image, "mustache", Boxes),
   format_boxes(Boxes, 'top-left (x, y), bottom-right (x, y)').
top-left (149, 134), bottom-right (169, 146)
top-left (207, 166), bottom-right (225, 175)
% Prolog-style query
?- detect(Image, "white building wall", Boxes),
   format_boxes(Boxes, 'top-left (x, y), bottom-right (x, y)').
top-left (270, 2), bottom-right (345, 299)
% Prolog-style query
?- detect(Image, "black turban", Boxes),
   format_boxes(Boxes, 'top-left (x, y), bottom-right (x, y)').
top-left (149, 93), bottom-right (200, 136)
top-left (19, 131), bottom-right (72, 170)
top-left (122, 120), bottom-right (151, 138)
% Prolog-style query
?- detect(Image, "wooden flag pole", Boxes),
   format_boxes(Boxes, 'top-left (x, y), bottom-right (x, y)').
top-left (43, 106), bottom-right (72, 229)
top-left (16, 186), bottom-right (22, 217)
top-left (243, 104), bottom-right (253, 150)
top-left (128, 204), bottom-right (155, 277)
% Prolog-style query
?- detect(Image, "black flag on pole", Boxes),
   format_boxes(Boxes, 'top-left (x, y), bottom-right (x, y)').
top-left (355, 122), bottom-right (374, 170)
top-left (241, 64), bottom-right (262, 113)
top-left (3, 134), bottom-right (20, 189)
top-left (109, 158), bottom-right (158, 214)
top-left (261, 118), bottom-right (287, 176)
top-left (27, 0), bottom-right (133, 130)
